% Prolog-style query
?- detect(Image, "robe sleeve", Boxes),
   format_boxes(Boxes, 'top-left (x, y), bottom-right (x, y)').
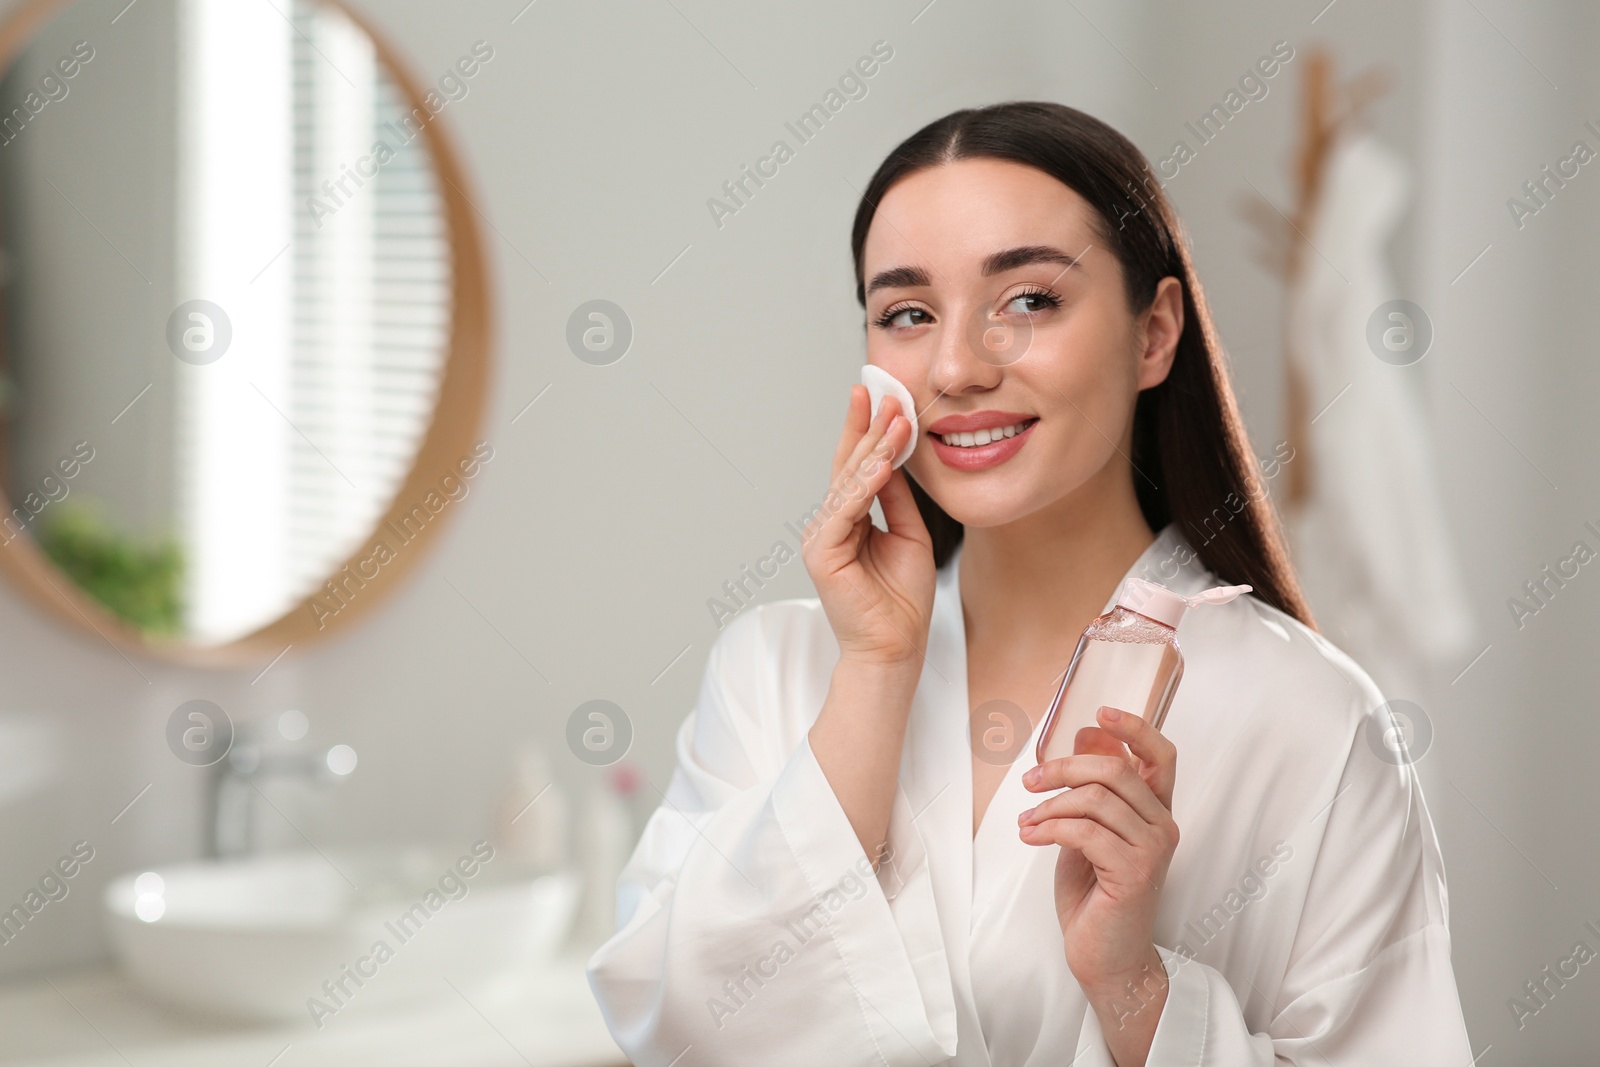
top-left (1074, 685), bottom-right (1474, 1065)
top-left (586, 605), bottom-right (960, 1066)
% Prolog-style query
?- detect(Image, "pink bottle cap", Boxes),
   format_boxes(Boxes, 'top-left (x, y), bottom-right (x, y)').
top-left (1117, 578), bottom-right (1252, 629)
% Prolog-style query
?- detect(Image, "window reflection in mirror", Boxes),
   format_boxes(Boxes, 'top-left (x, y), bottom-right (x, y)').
top-left (0, 0), bottom-right (452, 646)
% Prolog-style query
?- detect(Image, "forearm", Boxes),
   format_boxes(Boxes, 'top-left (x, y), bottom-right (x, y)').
top-left (808, 655), bottom-right (920, 868)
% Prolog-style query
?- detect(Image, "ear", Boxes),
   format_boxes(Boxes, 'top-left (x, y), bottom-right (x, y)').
top-left (1135, 275), bottom-right (1184, 390)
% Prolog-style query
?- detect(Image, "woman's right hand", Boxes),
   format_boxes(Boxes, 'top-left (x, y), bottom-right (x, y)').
top-left (801, 384), bottom-right (936, 669)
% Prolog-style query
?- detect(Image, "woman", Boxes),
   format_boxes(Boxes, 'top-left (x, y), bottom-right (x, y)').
top-left (587, 102), bottom-right (1472, 1066)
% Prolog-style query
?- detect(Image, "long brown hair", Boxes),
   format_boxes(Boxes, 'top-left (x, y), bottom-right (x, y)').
top-left (850, 101), bottom-right (1315, 629)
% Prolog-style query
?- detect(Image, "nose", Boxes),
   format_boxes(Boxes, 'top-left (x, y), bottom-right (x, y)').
top-left (928, 301), bottom-right (1007, 400)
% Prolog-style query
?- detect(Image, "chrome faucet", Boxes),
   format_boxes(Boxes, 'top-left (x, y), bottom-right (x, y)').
top-left (204, 721), bottom-right (357, 858)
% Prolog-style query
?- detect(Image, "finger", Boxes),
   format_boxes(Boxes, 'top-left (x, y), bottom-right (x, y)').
top-left (1019, 781), bottom-right (1145, 848)
top-left (1095, 706), bottom-right (1177, 808)
top-left (830, 385), bottom-right (871, 481)
top-left (870, 406), bottom-right (912, 473)
top-left (806, 417), bottom-right (904, 556)
top-left (875, 464), bottom-right (931, 547)
top-left (1024, 752), bottom-right (1169, 827)
top-left (827, 394), bottom-right (898, 504)
top-left (831, 406), bottom-right (906, 517)
top-left (809, 396), bottom-right (895, 544)
top-left (842, 394), bottom-right (901, 476)
top-left (1026, 751), bottom-right (1132, 791)
top-left (875, 402), bottom-right (917, 471)
top-left (1072, 724), bottom-right (1128, 759)
top-left (1019, 818), bottom-right (1158, 888)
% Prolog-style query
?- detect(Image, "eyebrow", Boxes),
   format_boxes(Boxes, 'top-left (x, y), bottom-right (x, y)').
top-left (864, 245), bottom-right (1084, 297)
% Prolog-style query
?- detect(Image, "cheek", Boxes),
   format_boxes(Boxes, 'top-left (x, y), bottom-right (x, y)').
top-left (865, 345), bottom-right (933, 423)
top-left (1037, 322), bottom-right (1139, 435)
top-left (865, 333), bottom-right (923, 382)
top-left (1026, 329), bottom-right (1141, 473)
top-left (1042, 392), bottom-right (1122, 478)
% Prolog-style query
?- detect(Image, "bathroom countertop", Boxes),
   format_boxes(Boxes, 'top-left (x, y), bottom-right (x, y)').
top-left (0, 944), bottom-right (628, 1067)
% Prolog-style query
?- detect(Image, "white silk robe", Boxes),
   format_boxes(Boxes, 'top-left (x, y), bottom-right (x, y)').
top-left (586, 522), bottom-right (1474, 1065)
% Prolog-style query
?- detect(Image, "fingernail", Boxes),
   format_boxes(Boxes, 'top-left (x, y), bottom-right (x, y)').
top-left (1017, 807), bottom-right (1035, 824)
top-left (1100, 706), bottom-right (1122, 722)
top-left (1022, 766), bottom-right (1040, 786)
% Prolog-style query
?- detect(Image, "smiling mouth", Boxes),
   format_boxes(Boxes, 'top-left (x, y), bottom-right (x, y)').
top-left (933, 418), bottom-right (1038, 448)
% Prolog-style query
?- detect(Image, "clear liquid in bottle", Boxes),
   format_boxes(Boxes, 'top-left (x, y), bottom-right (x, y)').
top-left (1035, 607), bottom-right (1183, 764)
top-left (1034, 579), bottom-right (1251, 766)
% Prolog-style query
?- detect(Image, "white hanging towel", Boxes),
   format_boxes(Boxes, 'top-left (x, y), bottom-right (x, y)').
top-left (1283, 132), bottom-right (1476, 697)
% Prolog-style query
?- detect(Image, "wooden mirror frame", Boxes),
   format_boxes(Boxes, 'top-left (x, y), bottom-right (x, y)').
top-left (0, 0), bottom-right (492, 668)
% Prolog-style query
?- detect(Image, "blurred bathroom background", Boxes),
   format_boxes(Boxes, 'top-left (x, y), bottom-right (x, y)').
top-left (0, 0), bottom-right (1594, 1063)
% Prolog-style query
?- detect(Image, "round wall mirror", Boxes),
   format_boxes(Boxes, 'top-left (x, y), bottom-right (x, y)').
top-left (0, 0), bottom-right (490, 664)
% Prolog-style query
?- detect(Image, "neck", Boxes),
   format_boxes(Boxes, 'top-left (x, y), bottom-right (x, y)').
top-left (957, 470), bottom-right (1156, 660)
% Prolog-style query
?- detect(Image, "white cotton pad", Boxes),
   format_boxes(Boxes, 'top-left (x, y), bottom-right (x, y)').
top-left (860, 364), bottom-right (918, 469)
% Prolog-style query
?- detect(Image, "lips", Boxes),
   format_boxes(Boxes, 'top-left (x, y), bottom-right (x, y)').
top-left (925, 410), bottom-right (1035, 434)
top-left (926, 412), bottom-right (1038, 472)
top-left (934, 419), bottom-right (1033, 448)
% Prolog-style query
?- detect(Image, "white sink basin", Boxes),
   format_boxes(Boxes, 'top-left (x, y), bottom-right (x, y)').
top-left (104, 847), bottom-right (580, 1023)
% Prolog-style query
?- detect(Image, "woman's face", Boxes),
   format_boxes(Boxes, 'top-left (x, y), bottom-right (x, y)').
top-left (861, 158), bottom-right (1182, 531)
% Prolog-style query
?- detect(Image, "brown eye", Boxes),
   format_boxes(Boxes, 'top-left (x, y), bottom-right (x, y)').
top-left (874, 305), bottom-right (932, 330)
top-left (1004, 289), bottom-right (1062, 315)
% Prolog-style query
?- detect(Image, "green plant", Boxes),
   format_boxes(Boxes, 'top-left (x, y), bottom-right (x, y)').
top-left (37, 501), bottom-right (183, 637)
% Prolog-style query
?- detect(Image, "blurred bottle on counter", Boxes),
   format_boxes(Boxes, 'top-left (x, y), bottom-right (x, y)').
top-left (574, 761), bottom-right (643, 944)
top-left (491, 745), bottom-right (570, 875)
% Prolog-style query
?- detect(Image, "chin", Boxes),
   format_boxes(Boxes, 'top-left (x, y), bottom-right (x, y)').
top-left (910, 448), bottom-right (1106, 532)
top-left (912, 472), bottom-right (1052, 531)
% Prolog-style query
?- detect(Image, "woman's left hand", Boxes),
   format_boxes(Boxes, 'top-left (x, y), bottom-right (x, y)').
top-left (1019, 705), bottom-right (1179, 1025)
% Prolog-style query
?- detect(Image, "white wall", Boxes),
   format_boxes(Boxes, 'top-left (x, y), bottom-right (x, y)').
top-left (1412, 2), bottom-right (1600, 1063)
top-left (0, 0), bottom-right (1594, 1062)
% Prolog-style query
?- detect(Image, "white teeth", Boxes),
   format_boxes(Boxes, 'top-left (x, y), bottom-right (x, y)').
top-left (939, 421), bottom-right (1031, 448)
